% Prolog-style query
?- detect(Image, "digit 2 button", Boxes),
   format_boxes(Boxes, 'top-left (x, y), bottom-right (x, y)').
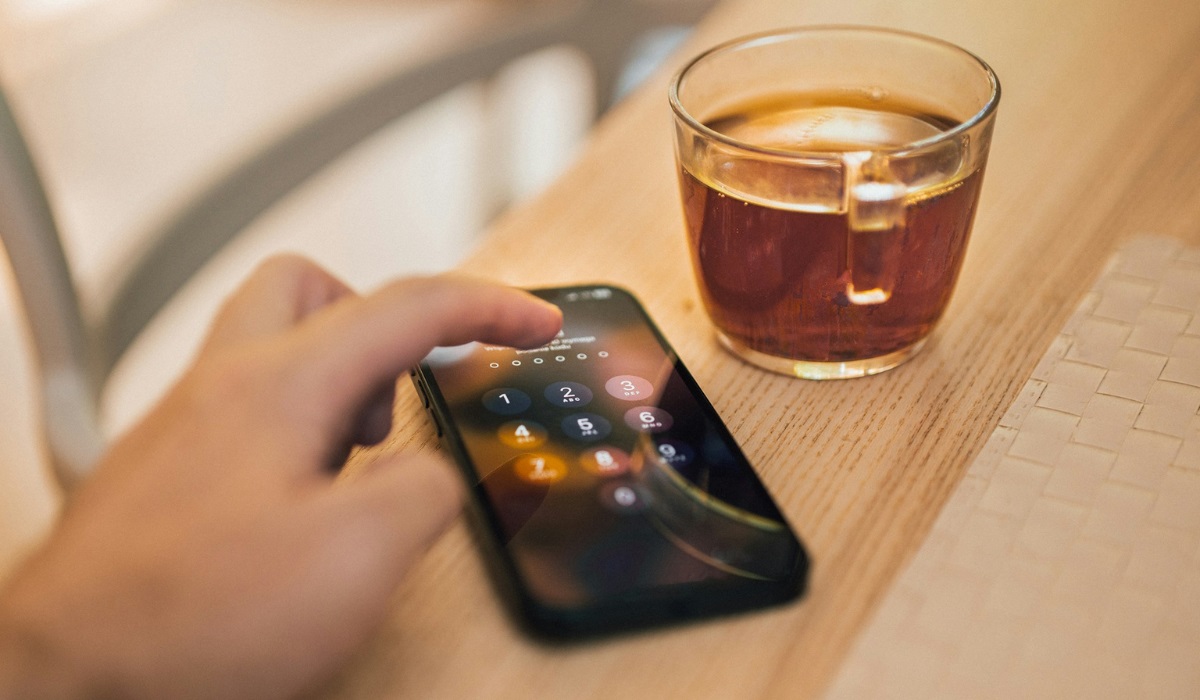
top-left (544, 381), bottom-right (593, 408)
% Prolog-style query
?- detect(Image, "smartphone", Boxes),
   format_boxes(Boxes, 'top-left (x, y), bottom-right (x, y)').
top-left (413, 284), bottom-right (808, 638)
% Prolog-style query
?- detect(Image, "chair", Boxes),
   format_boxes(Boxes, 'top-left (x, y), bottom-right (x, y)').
top-left (0, 0), bottom-right (716, 491)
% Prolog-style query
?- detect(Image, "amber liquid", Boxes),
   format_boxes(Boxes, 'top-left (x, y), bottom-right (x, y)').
top-left (680, 92), bottom-right (985, 363)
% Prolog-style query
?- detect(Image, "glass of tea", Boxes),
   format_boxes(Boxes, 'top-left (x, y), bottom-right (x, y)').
top-left (670, 27), bottom-right (1000, 379)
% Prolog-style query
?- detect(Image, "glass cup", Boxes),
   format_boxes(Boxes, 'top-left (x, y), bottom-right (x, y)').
top-left (670, 27), bottom-right (1000, 379)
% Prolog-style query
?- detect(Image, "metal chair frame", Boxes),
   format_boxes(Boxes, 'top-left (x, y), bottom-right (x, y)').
top-left (0, 0), bottom-right (714, 490)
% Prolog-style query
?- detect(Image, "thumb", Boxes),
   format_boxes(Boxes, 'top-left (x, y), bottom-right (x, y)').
top-left (333, 453), bottom-right (465, 582)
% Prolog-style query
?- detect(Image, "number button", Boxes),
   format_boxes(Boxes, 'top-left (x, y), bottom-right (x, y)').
top-left (649, 438), bottom-right (694, 468)
top-left (512, 454), bottom-right (567, 485)
top-left (561, 413), bottom-right (612, 442)
top-left (579, 446), bottom-right (632, 477)
top-left (605, 375), bottom-right (654, 401)
top-left (482, 388), bottom-right (532, 415)
top-left (544, 381), bottom-right (593, 408)
top-left (624, 406), bottom-right (673, 433)
top-left (497, 420), bottom-right (548, 449)
top-left (598, 482), bottom-right (648, 513)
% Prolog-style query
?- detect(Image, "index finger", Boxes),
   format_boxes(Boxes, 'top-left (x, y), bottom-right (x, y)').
top-left (284, 275), bottom-right (562, 432)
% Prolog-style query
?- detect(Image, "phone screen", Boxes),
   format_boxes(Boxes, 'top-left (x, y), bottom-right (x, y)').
top-left (417, 285), bottom-right (807, 635)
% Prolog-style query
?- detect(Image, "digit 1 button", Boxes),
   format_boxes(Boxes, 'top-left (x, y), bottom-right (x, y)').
top-left (544, 381), bottom-right (593, 408)
top-left (482, 388), bottom-right (532, 415)
top-left (513, 454), bottom-right (567, 485)
top-left (560, 413), bottom-right (612, 442)
top-left (498, 420), bottom-right (548, 449)
top-left (624, 406), bottom-right (673, 433)
top-left (605, 375), bottom-right (654, 401)
top-left (580, 446), bottom-right (632, 477)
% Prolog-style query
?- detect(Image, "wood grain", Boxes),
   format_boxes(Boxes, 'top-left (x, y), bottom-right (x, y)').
top-left (329, 0), bottom-right (1200, 697)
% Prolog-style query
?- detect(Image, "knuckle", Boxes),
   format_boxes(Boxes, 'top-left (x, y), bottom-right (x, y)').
top-left (184, 348), bottom-right (275, 412)
top-left (257, 252), bottom-right (315, 277)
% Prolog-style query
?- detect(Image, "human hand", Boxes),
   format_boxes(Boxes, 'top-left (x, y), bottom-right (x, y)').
top-left (0, 256), bottom-right (562, 699)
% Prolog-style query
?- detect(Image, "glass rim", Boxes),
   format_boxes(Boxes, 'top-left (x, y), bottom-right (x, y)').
top-left (668, 25), bottom-right (1002, 162)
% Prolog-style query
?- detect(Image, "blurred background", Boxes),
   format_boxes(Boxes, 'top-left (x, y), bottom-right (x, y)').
top-left (0, 0), bottom-right (704, 573)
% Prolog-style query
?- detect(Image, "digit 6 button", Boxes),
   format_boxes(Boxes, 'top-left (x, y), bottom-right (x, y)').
top-left (624, 406), bottom-right (673, 433)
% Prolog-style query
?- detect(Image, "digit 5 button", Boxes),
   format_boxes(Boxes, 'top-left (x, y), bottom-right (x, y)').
top-left (561, 413), bottom-right (612, 442)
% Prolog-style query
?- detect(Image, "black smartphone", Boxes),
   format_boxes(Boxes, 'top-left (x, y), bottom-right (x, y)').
top-left (412, 284), bottom-right (808, 638)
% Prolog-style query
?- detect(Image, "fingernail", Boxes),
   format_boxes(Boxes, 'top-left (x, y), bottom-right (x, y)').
top-left (537, 299), bottom-right (563, 321)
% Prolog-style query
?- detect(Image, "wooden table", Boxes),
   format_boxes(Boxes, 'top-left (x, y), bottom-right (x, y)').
top-left (331, 0), bottom-right (1200, 696)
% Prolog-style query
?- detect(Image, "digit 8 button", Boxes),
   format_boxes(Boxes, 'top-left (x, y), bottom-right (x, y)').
top-left (579, 446), bottom-right (632, 477)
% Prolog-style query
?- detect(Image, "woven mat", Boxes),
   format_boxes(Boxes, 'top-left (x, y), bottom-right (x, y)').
top-left (824, 236), bottom-right (1200, 699)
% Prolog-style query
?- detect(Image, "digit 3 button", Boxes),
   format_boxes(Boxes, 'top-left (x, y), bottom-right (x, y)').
top-left (512, 453), bottom-right (567, 485)
top-left (497, 420), bottom-right (548, 449)
top-left (604, 375), bottom-right (654, 401)
top-left (544, 381), bottom-right (593, 408)
top-left (560, 413), bottom-right (612, 442)
top-left (579, 446), bottom-right (631, 477)
top-left (623, 406), bottom-right (673, 433)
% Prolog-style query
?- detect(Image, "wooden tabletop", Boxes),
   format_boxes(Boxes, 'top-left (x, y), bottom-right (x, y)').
top-left (330, 0), bottom-right (1200, 697)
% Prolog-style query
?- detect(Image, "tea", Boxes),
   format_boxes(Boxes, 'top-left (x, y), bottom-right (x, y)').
top-left (679, 91), bottom-right (985, 364)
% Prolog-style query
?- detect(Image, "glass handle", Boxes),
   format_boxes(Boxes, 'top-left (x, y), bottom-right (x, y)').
top-left (843, 152), bottom-right (906, 305)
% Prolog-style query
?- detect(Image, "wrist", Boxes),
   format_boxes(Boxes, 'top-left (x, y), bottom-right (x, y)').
top-left (0, 596), bottom-right (92, 700)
